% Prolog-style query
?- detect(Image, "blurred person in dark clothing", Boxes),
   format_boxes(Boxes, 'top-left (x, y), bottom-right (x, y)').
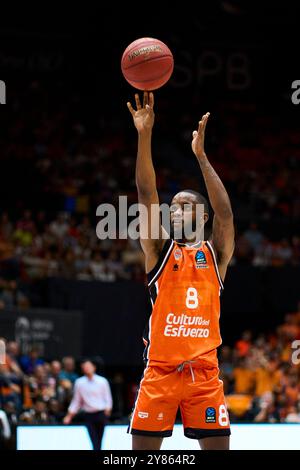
top-left (28, 364), bottom-right (56, 402)
top-left (19, 398), bottom-right (54, 424)
top-left (49, 360), bottom-right (62, 385)
top-left (48, 398), bottom-right (65, 423)
top-left (19, 346), bottom-right (44, 375)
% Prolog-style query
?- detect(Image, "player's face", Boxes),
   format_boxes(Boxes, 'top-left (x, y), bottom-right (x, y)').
top-left (170, 192), bottom-right (197, 232)
top-left (170, 192), bottom-right (208, 241)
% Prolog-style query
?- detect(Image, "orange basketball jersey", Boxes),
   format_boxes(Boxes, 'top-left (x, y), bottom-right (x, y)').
top-left (143, 239), bottom-right (224, 367)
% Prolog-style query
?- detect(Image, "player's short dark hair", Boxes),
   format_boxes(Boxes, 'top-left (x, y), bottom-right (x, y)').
top-left (181, 189), bottom-right (210, 216)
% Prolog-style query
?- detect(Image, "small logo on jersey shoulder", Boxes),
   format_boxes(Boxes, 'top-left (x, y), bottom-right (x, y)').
top-left (138, 412), bottom-right (149, 419)
top-left (195, 250), bottom-right (208, 268)
top-left (157, 412), bottom-right (164, 421)
top-left (173, 263), bottom-right (179, 271)
top-left (205, 407), bottom-right (216, 423)
top-left (174, 248), bottom-right (182, 260)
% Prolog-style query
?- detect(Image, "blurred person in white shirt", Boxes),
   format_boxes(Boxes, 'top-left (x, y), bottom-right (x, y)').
top-left (63, 359), bottom-right (112, 450)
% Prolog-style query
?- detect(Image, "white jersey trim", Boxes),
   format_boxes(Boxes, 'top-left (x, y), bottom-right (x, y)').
top-left (206, 240), bottom-right (224, 290)
top-left (148, 239), bottom-right (174, 287)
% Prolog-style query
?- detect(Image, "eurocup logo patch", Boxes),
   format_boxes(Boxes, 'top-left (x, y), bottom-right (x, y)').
top-left (205, 407), bottom-right (216, 423)
top-left (195, 250), bottom-right (207, 268)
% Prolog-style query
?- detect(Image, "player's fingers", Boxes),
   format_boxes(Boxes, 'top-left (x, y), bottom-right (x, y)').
top-left (202, 112), bottom-right (210, 132)
top-left (143, 91), bottom-right (148, 107)
top-left (135, 93), bottom-right (141, 109)
top-left (149, 92), bottom-right (154, 108)
top-left (198, 113), bottom-right (209, 133)
top-left (127, 102), bottom-right (135, 115)
top-left (198, 119), bottom-right (204, 133)
top-left (192, 130), bottom-right (198, 138)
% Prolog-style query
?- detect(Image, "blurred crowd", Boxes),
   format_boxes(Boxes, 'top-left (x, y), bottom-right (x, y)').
top-left (0, 208), bottom-right (299, 309)
top-left (1, 308), bottom-right (300, 448)
top-left (0, 82), bottom-right (299, 311)
top-left (0, 209), bottom-right (146, 309)
top-left (0, 337), bottom-right (137, 449)
top-left (0, 82), bottom-right (299, 310)
top-left (220, 309), bottom-right (300, 423)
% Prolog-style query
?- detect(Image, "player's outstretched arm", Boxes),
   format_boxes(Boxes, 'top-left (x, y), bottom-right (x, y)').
top-left (191, 113), bottom-right (235, 281)
top-left (127, 92), bottom-right (168, 273)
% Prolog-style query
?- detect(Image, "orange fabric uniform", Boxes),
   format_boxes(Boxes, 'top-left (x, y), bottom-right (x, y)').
top-left (129, 239), bottom-right (230, 439)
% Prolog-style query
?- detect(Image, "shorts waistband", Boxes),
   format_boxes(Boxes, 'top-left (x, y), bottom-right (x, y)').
top-left (177, 360), bottom-right (197, 382)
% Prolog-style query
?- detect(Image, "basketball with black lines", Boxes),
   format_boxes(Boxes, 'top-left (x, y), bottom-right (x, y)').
top-left (121, 37), bottom-right (174, 90)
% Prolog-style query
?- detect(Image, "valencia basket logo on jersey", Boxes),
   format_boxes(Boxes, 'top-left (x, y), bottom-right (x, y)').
top-left (195, 250), bottom-right (208, 268)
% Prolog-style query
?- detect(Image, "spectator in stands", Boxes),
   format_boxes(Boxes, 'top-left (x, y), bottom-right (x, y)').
top-left (254, 354), bottom-right (282, 397)
top-left (19, 346), bottom-right (44, 375)
top-left (253, 391), bottom-right (282, 423)
top-left (28, 364), bottom-right (56, 402)
top-left (48, 398), bottom-right (64, 423)
top-left (6, 342), bottom-right (21, 365)
top-left (59, 357), bottom-right (78, 384)
top-left (244, 222), bottom-right (264, 251)
top-left (0, 213), bottom-right (13, 241)
top-left (49, 213), bottom-right (70, 240)
top-left (235, 330), bottom-right (252, 358)
top-left (19, 397), bottom-right (52, 424)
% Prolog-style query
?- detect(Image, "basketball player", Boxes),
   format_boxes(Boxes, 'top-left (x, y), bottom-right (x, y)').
top-left (126, 92), bottom-right (235, 450)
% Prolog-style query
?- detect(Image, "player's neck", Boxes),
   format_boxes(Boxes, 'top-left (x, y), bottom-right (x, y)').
top-left (175, 238), bottom-right (203, 248)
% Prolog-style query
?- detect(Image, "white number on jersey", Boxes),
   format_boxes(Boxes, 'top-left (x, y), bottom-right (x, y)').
top-left (218, 404), bottom-right (229, 427)
top-left (186, 287), bottom-right (199, 309)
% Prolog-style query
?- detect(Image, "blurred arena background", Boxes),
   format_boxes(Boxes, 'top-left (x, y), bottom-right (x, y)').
top-left (0, 0), bottom-right (300, 450)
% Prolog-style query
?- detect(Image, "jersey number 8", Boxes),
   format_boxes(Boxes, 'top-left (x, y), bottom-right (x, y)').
top-left (186, 287), bottom-right (199, 309)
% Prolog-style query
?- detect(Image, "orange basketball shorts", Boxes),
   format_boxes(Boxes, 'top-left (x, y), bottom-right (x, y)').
top-left (128, 363), bottom-right (231, 439)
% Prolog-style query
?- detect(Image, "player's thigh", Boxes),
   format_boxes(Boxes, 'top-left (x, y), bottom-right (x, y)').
top-left (132, 435), bottom-right (163, 450)
top-left (199, 435), bottom-right (230, 450)
top-left (180, 367), bottom-right (230, 439)
top-left (129, 366), bottom-right (180, 436)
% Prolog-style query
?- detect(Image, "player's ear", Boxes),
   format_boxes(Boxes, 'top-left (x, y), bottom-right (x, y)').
top-left (204, 213), bottom-right (209, 223)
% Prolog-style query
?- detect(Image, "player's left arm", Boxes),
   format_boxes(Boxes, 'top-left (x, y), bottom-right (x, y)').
top-left (191, 112), bottom-right (235, 281)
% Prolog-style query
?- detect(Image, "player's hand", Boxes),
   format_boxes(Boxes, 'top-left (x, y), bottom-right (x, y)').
top-left (191, 112), bottom-right (210, 160)
top-left (127, 92), bottom-right (155, 133)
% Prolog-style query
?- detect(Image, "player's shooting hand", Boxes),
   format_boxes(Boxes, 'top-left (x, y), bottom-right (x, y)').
top-left (191, 112), bottom-right (210, 160)
top-left (127, 92), bottom-right (155, 133)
